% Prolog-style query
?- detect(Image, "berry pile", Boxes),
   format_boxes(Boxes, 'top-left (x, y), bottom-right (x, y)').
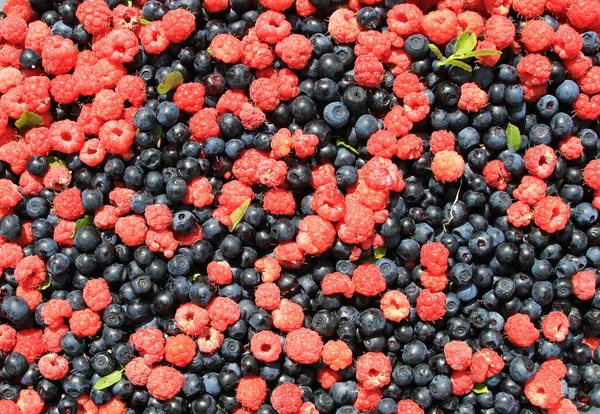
top-left (1, 0), bottom-right (600, 412)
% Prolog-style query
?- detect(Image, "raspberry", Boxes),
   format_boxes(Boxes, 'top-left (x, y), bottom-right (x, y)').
top-left (507, 201), bottom-right (532, 228)
top-left (41, 36), bottom-right (77, 75)
top-left (322, 272), bottom-right (355, 298)
top-left (553, 24), bottom-right (582, 60)
top-left (380, 290), bottom-right (410, 322)
top-left (420, 269), bottom-right (449, 292)
top-left (421, 242), bottom-right (449, 274)
top-left (352, 264), bottom-right (386, 297)
top-left (356, 352), bottom-right (392, 389)
top-left (354, 385), bottom-right (382, 412)
top-left (170, 83), bottom-right (205, 115)
top-left (255, 257), bottom-right (282, 282)
top-left (525, 373), bottom-right (562, 409)
top-left (250, 78), bottom-right (280, 112)
top-left (321, 340), bottom-right (352, 372)
top-left (458, 82), bottom-right (488, 112)
top-left (0, 15), bottom-right (28, 45)
top-left (548, 398), bottom-right (578, 414)
top-left (0, 87), bottom-right (27, 120)
top-left (367, 130), bottom-right (397, 158)
top-left (139, 21), bottom-right (170, 54)
top-left (272, 298), bottom-right (304, 331)
top-left (403, 92), bottom-right (430, 122)
top-left (196, 326), bottom-right (224, 353)
top-left (164, 334), bottom-right (196, 367)
top-left (0, 179), bottom-right (21, 208)
top-left (207, 261), bottom-right (233, 285)
top-left (429, 130), bottom-right (455, 154)
top-left (295, 0), bottom-right (316, 16)
top-left (25, 21), bottom-right (51, 53)
top-left (0, 243), bottom-right (23, 270)
top-left (505, 313), bottom-right (540, 347)
top-left (41, 299), bottom-right (72, 329)
top-left (42, 324), bottom-right (68, 353)
top-left (567, 0), bottom-right (599, 28)
top-left (14, 255), bottom-right (46, 290)
top-left (317, 368), bottom-right (341, 389)
top-left (99, 120), bottom-right (135, 155)
top-left (69, 309), bottom-right (102, 337)
top-left (190, 108), bottom-right (220, 142)
top-left (0, 141), bottom-right (29, 174)
top-left (207, 297), bottom-right (240, 332)
top-left (275, 34), bottom-right (312, 69)
top-left (15, 286), bottom-right (40, 312)
top-left (49, 75), bottom-right (79, 105)
top-left (526, 83), bottom-right (548, 103)
top-left (517, 54), bottom-right (552, 88)
top-left (533, 196), bottom-right (569, 233)
top-left (540, 359), bottom-right (566, 379)
top-left (444, 341), bottom-right (473, 371)
top-left (469, 348), bottom-right (504, 382)
top-left (416, 289), bottom-right (446, 322)
top-left (353, 53), bottom-right (384, 88)
top-left (328, 8), bottom-right (361, 43)
top-left (204, 0), bottom-right (229, 13)
top-left (251, 330), bottom-right (282, 362)
top-left (384, 106), bottom-right (413, 137)
top-left (174, 303), bottom-right (209, 336)
top-left (182, 177), bottom-right (214, 209)
top-left (111, 4), bottom-right (142, 30)
top-left (53, 220), bottom-right (75, 246)
top-left (572, 270), bottom-right (597, 300)
top-left (91, 89), bottom-right (124, 121)
top-left (73, 65), bottom-right (103, 97)
top-left (483, 15), bottom-right (515, 50)
top-left (483, 159), bottom-right (512, 190)
top-left (431, 150), bottom-right (465, 183)
top-left (76, 0), bottom-right (111, 34)
top-left (113, 76), bottom-right (146, 107)
top-left (143, 204), bottom-right (171, 231)
top-left (585, 159), bottom-right (600, 190)
top-left (241, 41), bottom-right (275, 70)
top-left (0, 401), bottom-right (21, 414)
top-left (147, 366), bottom-right (184, 401)
top-left (255, 11), bottom-right (292, 44)
top-left (392, 72), bottom-right (424, 100)
top-left (13, 329), bottom-right (45, 363)
top-left (421, 9), bottom-right (457, 45)
top-left (260, 0), bottom-right (294, 10)
top-left (359, 156), bottom-right (405, 192)
top-left (16, 389), bottom-right (44, 414)
top-left (263, 188), bottom-right (296, 216)
top-left (49, 120), bottom-right (85, 155)
top-left (451, 370), bottom-right (474, 396)
top-left (237, 376), bottom-right (268, 411)
top-left (0, 325), bottom-right (17, 353)
top-left (564, 53), bottom-right (592, 80)
top-left (0, 68), bottom-right (24, 95)
top-left (39, 353), bottom-right (69, 380)
top-left (512, 0), bottom-right (545, 17)
top-left (273, 241), bottom-right (305, 269)
top-left (396, 134), bottom-right (424, 160)
top-left (296, 215), bottom-right (336, 255)
top-left (457, 11), bottom-right (484, 36)
top-left (255, 158), bottom-right (286, 187)
top-left (79, 138), bottom-right (106, 167)
top-left (520, 20), bottom-right (553, 53)
top-left (124, 357), bottom-right (151, 386)
top-left (387, 4), bottom-right (423, 36)
top-left (292, 129), bottom-right (318, 158)
top-left (42, 165), bottom-right (71, 191)
top-left (579, 66), bottom-right (600, 95)
top-left (255, 282), bottom-right (281, 310)
top-left (271, 382), bottom-right (303, 414)
top-left (558, 136), bottom-right (583, 160)
top-left (541, 311), bottom-right (569, 342)
top-left (114, 214), bottom-right (148, 247)
top-left (97, 29), bottom-right (140, 63)
top-left (210, 34), bottom-right (243, 63)
top-left (76, 105), bottom-right (103, 137)
top-left (355, 30), bottom-right (391, 60)
top-left (109, 188), bottom-right (135, 216)
top-left (162, 9), bottom-right (195, 43)
top-left (130, 327), bottom-right (165, 365)
top-left (82, 278), bottom-right (112, 312)
top-left (514, 175), bottom-right (547, 205)
top-left (337, 201), bottom-right (376, 245)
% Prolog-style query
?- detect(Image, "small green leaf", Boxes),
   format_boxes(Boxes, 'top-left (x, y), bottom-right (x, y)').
top-left (374, 246), bottom-right (386, 259)
top-left (72, 215), bottom-right (94, 239)
top-left (454, 30), bottom-right (477, 56)
top-left (188, 273), bottom-right (201, 282)
top-left (428, 44), bottom-right (444, 60)
top-left (336, 140), bottom-right (359, 155)
top-left (256, 0), bottom-right (262, 12)
top-left (94, 371), bottom-right (123, 390)
top-left (228, 198), bottom-right (252, 232)
top-left (472, 383), bottom-right (489, 394)
top-left (139, 18), bottom-right (151, 24)
top-left (126, 0), bottom-right (132, 5)
top-left (157, 71), bottom-right (183, 95)
top-left (40, 275), bottom-right (52, 290)
top-left (443, 59), bottom-right (473, 72)
top-left (461, 49), bottom-right (502, 58)
top-left (361, 256), bottom-right (377, 264)
top-left (15, 112), bottom-right (43, 131)
top-left (47, 156), bottom-right (67, 168)
top-left (506, 123), bottom-right (521, 151)
top-left (206, 48), bottom-right (212, 55)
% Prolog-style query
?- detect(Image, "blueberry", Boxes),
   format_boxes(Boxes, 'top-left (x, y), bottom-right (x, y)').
top-left (323, 102), bottom-right (350, 128)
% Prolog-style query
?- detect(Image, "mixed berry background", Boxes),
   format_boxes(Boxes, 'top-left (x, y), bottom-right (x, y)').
top-left (1, 0), bottom-right (600, 413)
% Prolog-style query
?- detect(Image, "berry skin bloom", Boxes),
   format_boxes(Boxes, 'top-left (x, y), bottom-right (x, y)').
top-left (124, 357), bottom-right (151, 386)
top-left (505, 313), bottom-right (540, 348)
top-left (542, 311), bottom-right (570, 342)
top-left (322, 272), bottom-right (355, 298)
top-left (146, 366), bottom-right (184, 401)
top-left (431, 150), bottom-right (465, 183)
top-left (83, 278), bottom-right (112, 312)
top-left (533, 196), bottom-right (570, 233)
top-left (237, 376), bottom-right (268, 411)
top-left (352, 264), bottom-right (387, 297)
top-left (444, 341), bottom-right (473, 371)
top-left (38, 353), bottom-right (69, 380)
top-left (572, 270), bottom-right (597, 300)
top-left (380, 290), bottom-right (410, 322)
top-left (271, 382), bottom-right (303, 414)
top-left (164, 334), bottom-right (196, 367)
top-left (416, 289), bottom-right (446, 322)
top-left (284, 328), bottom-right (323, 364)
top-left (356, 352), bottom-right (392, 389)
top-left (250, 330), bottom-right (282, 362)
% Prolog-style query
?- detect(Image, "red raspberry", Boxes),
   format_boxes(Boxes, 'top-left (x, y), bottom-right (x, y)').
top-left (540, 359), bottom-right (567, 379)
top-left (13, 329), bottom-right (44, 363)
top-left (421, 10), bottom-right (457, 45)
top-left (41, 36), bottom-right (77, 75)
top-left (469, 348), bottom-right (504, 382)
top-left (183, 177), bottom-right (214, 209)
top-left (457, 11), bottom-right (484, 36)
top-left (99, 398), bottom-right (127, 413)
top-left (50, 75), bottom-right (79, 105)
top-left (546, 0), bottom-right (570, 15)
top-left (416, 289), bottom-right (446, 322)
top-left (310, 163), bottom-right (336, 189)
top-left (97, 29), bottom-right (140, 63)
top-left (421, 242), bottom-right (449, 274)
top-left (403, 92), bottom-right (430, 122)
top-left (585, 159), bottom-right (600, 190)
top-left (210, 34), bottom-right (242, 64)
top-left (43, 324), bottom-right (69, 353)
top-left (352, 264), bottom-right (386, 297)
top-left (21, 76), bottom-right (51, 114)
top-left (53, 220), bottom-right (75, 246)
top-left (367, 130), bottom-right (397, 158)
top-left (255, 282), bottom-right (281, 310)
top-left (483, 0), bottom-right (511, 14)
top-left (272, 298), bottom-right (304, 331)
top-left (483, 159), bottom-right (512, 190)
top-left (354, 385), bottom-right (382, 412)
top-left (572, 270), bottom-right (597, 300)
top-left (251, 330), bottom-right (282, 362)
top-left (525, 83), bottom-right (548, 103)
top-left (359, 156), bottom-right (405, 192)
top-left (541, 311), bottom-right (569, 342)
top-left (108, 188), bottom-right (135, 216)
top-left (145, 229), bottom-right (178, 258)
top-left (114, 75), bottom-right (146, 107)
top-left (144, 204), bottom-right (172, 231)
top-left (41, 299), bottom-right (72, 329)
top-left (275, 34), bottom-right (312, 69)
top-left (256, 11), bottom-right (292, 44)
top-left (172, 82), bottom-right (205, 114)
top-left (292, 129), bottom-right (318, 158)
top-left (14, 255), bottom-right (45, 290)
top-left (322, 340), bottom-right (353, 371)
top-left (512, 0), bottom-right (545, 17)
top-left (356, 352), bottom-right (392, 389)
top-left (505, 313), bottom-right (540, 347)
top-left (0, 400), bottom-right (21, 414)
top-left (270, 128), bottom-right (294, 159)
top-left (99, 120), bottom-right (135, 155)
top-left (328, 8), bottom-right (361, 43)
top-left (195, 326), bottom-right (223, 354)
top-left (264, 188), bottom-right (296, 216)
top-left (204, 0), bottom-right (228, 13)
top-left (241, 41), bottom-right (275, 70)
top-left (39, 353), bottom-right (69, 380)
top-left (76, 0), bottom-right (111, 34)
top-left (174, 223), bottom-right (203, 246)
top-left (483, 15), bottom-right (515, 50)
top-left (260, 0), bottom-right (294, 10)
top-left (139, 21), bottom-right (170, 54)
top-left (296, 0), bottom-right (316, 16)
top-left (420, 269), bottom-right (448, 292)
top-left (429, 130), bottom-right (455, 154)
top-left (392, 72), bottom-right (424, 101)
top-left (77, 104), bottom-right (104, 136)
top-left (111, 4), bottom-right (142, 30)
top-left (507, 201), bottom-right (532, 228)
top-left (69, 309), bottom-right (101, 337)
top-left (451, 370), bottom-right (474, 396)
top-left (317, 368), bottom-right (341, 389)
top-left (514, 175), bottom-right (547, 205)
top-left (147, 366), bottom-right (184, 401)
top-left (190, 108), bottom-right (220, 142)
top-left (517, 54), bottom-right (552, 87)
top-left (25, 21), bottom-right (51, 53)
top-left (115, 215), bottom-right (147, 246)
top-left (254, 158), bottom-right (286, 188)
top-left (458, 83), bottom-right (488, 112)
top-left (175, 303), bottom-right (209, 336)
top-left (73, 65), bottom-right (103, 97)
top-left (548, 398), bottom-right (578, 414)
top-left (164, 334), bottom-right (196, 367)
top-left (207, 297), bottom-right (240, 332)
top-left (162, 9), bottom-right (195, 43)
top-left (337, 201), bottom-right (376, 245)
top-left (271, 382), bottom-right (303, 414)
top-left (553, 24), bottom-right (582, 60)
top-left (92, 89), bottom-right (124, 121)
top-left (273, 241), bottom-right (305, 269)
top-left (42, 165), bottom-right (71, 191)
top-left (396, 400), bottom-right (424, 414)
top-left (0, 243), bottom-right (23, 270)
top-left (354, 53), bottom-right (384, 88)
top-left (207, 261), bottom-right (233, 285)
top-left (0, 15), bottom-right (27, 45)
top-left (444, 341), bottom-right (473, 371)
top-left (431, 150), bottom-right (465, 183)
top-left (79, 138), bottom-right (106, 167)
top-left (83, 278), bottom-right (112, 312)
top-left (533, 196), bottom-right (569, 233)
top-left (322, 272), bottom-right (355, 298)
top-left (130, 327), bottom-right (165, 365)
top-left (564, 53), bottom-right (592, 80)
top-left (559, 136), bottom-right (583, 160)
top-left (0, 86), bottom-right (27, 120)
top-left (0, 141), bottom-right (29, 174)
top-left (525, 373), bottom-right (562, 409)
top-left (250, 78), bottom-right (280, 112)
top-left (579, 66), bottom-right (600, 95)
top-left (567, 0), bottom-right (599, 28)
top-left (520, 20), bottom-right (553, 53)
top-left (233, 149), bottom-right (268, 184)
top-left (396, 134), bottom-right (424, 160)
top-left (237, 376), bottom-right (268, 411)
top-left (384, 106), bottom-right (413, 137)
top-left (124, 357), bottom-right (151, 386)
top-left (296, 215), bottom-right (335, 255)
top-left (16, 389), bottom-right (44, 414)
top-left (0, 325), bottom-right (17, 352)
top-left (213, 180), bottom-right (254, 226)
top-left (0, 179), bottom-right (21, 208)
top-left (387, 4), bottom-right (423, 36)
top-left (355, 31), bottom-right (391, 60)
top-left (49, 120), bottom-right (85, 154)
top-left (0, 68), bottom-right (24, 95)
top-left (0, 43), bottom-right (22, 68)
top-left (255, 257), bottom-right (282, 283)
top-left (379, 290), bottom-right (409, 322)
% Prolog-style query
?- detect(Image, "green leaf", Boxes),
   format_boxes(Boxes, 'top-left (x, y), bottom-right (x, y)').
top-left (157, 71), bottom-right (183, 95)
top-left (40, 275), bottom-right (52, 290)
top-left (189, 273), bottom-right (201, 282)
top-left (506, 123), bottom-right (521, 151)
top-left (72, 215), bottom-right (94, 239)
top-left (47, 156), bottom-right (67, 168)
top-left (454, 30), bottom-right (477, 56)
top-left (15, 112), bottom-right (43, 131)
top-left (206, 48), bottom-right (212, 55)
top-left (256, 0), bottom-right (262, 12)
top-left (472, 383), bottom-right (489, 394)
top-left (361, 256), bottom-right (377, 264)
top-left (443, 59), bottom-right (473, 72)
top-left (336, 140), bottom-right (359, 155)
top-left (228, 198), bottom-right (251, 232)
top-left (374, 246), bottom-right (386, 259)
top-left (94, 371), bottom-right (123, 390)
top-left (126, 0), bottom-right (132, 5)
top-left (139, 18), bottom-right (150, 24)
top-left (428, 44), bottom-right (444, 61)
top-left (461, 49), bottom-right (502, 58)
